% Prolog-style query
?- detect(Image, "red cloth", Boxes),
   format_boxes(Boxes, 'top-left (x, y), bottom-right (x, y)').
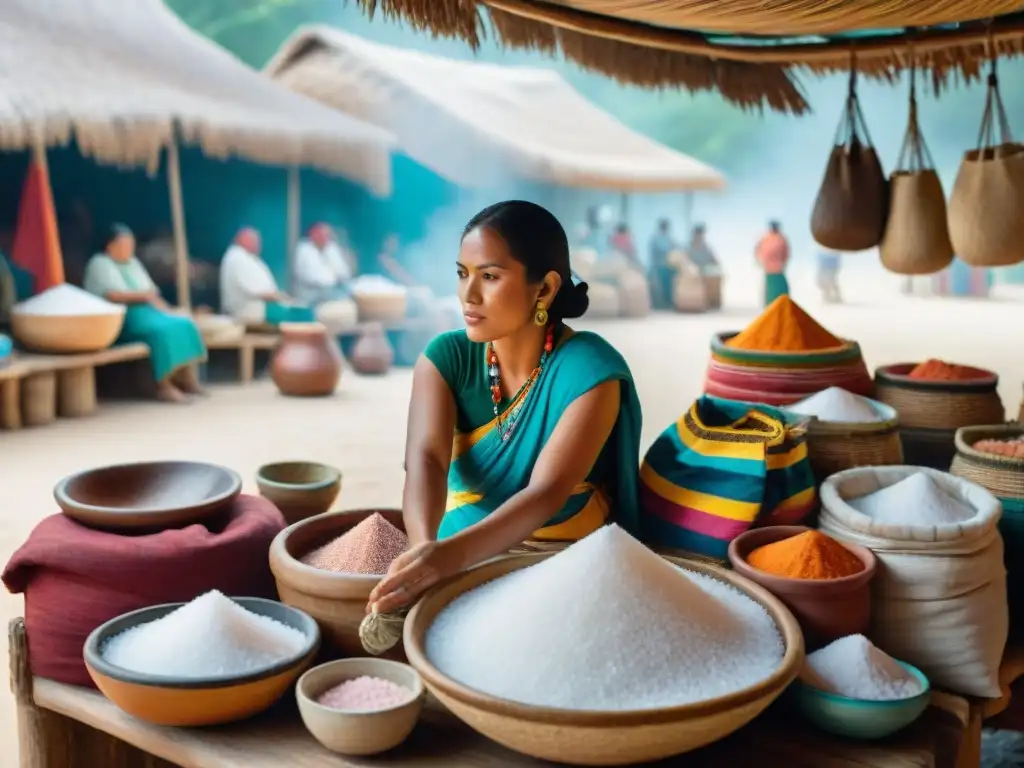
top-left (2, 495), bottom-right (285, 687)
top-left (12, 159), bottom-right (65, 292)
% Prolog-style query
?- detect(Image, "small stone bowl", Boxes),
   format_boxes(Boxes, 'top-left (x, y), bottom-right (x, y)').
top-left (792, 662), bottom-right (931, 739)
top-left (256, 461), bottom-right (342, 525)
top-left (296, 658), bottom-right (424, 755)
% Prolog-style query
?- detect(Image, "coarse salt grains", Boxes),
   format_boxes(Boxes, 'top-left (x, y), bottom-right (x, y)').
top-left (301, 513), bottom-right (408, 575)
top-left (802, 634), bottom-right (924, 701)
top-left (316, 675), bottom-right (415, 711)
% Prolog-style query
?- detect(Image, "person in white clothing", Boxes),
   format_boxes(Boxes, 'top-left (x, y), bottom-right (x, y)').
top-left (220, 228), bottom-right (314, 326)
top-left (293, 223), bottom-right (356, 306)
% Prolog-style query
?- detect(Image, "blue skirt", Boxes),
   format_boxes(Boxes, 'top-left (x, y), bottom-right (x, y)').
top-left (764, 273), bottom-right (790, 306)
top-left (265, 302), bottom-right (316, 325)
top-left (119, 305), bottom-right (207, 382)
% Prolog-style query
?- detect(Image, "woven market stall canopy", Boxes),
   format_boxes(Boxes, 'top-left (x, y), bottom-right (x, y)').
top-left (0, 0), bottom-right (397, 195)
top-left (354, 0), bottom-right (1024, 114)
top-left (265, 27), bottom-right (725, 192)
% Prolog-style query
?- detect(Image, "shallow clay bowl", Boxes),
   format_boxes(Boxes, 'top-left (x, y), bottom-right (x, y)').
top-left (256, 461), bottom-right (342, 525)
top-left (296, 658), bottom-right (425, 755)
top-left (728, 525), bottom-right (876, 651)
top-left (54, 461), bottom-right (242, 531)
top-left (84, 597), bottom-right (320, 727)
top-left (403, 553), bottom-right (804, 766)
top-left (269, 508), bottom-right (406, 658)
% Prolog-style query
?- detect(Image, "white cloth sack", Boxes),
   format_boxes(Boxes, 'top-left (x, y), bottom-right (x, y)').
top-left (819, 465), bottom-right (1008, 697)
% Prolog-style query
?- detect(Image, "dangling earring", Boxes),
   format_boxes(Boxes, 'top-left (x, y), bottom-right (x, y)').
top-left (534, 302), bottom-right (549, 326)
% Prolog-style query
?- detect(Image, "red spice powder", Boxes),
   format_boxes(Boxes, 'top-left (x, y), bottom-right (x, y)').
top-left (908, 359), bottom-right (983, 382)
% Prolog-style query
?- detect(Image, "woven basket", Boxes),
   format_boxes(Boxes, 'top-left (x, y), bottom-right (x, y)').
top-left (711, 332), bottom-right (864, 368)
top-left (352, 292), bottom-right (407, 324)
top-left (875, 363), bottom-right (1005, 430)
top-left (950, 425), bottom-right (1024, 499)
top-left (801, 402), bottom-right (903, 481)
top-left (704, 357), bottom-right (874, 406)
top-left (950, 424), bottom-right (1024, 629)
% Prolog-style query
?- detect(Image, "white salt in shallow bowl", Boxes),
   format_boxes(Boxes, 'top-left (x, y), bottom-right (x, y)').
top-left (792, 663), bottom-right (931, 739)
top-left (296, 658), bottom-right (425, 755)
top-left (84, 597), bottom-right (320, 727)
top-left (404, 553), bottom-right (804, 766)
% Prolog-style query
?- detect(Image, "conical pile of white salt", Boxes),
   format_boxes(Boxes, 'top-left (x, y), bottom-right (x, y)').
top-left (802, 634), bottom-right (924, 700)
top-left (15, 284), bottom-right (123, 316)
top-left (425, 525), bottom-right (784, 711)
top-left (787, 387), bottom-right (884, 423)
top-left (848, 472), bottom-right (975, 526)
top-left (102, 591), bottom-right (306, 678)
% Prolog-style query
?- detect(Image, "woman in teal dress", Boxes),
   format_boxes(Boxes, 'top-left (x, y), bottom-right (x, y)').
top-left (368, 201), bottom-right (643, 614)
top-left (83, 224), bottom-right (207, 403)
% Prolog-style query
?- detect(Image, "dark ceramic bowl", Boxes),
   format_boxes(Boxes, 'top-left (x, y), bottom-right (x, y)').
top-left (84, 597), bottom-right (320, 726)
top-left (728, 525), bottom-right (877, 651)
top-left (54, 461), bottom-right (242, 531)
top-left (256, 461), bottom-right (342, 525)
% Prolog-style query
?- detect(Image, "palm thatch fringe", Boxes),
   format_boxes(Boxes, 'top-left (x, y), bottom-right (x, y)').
top-left (489, 8), bottom-right (809, 114)
top-left (355, 0), bottom-right (1024, 114)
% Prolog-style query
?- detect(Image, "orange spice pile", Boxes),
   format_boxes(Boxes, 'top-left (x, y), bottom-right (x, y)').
top-left (908, 359), bottom-right (983, 381)
top-left (726, 296), bottom-right (842, 353)
top-left (746, 530), bottom-right (864, 580)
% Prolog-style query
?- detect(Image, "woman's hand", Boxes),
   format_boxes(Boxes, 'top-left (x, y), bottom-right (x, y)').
top-left (366, 539), bottom-right (464, 615)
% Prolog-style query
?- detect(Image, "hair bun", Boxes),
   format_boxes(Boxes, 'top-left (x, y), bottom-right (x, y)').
top-left (560, 280), bottom-right (589, 320)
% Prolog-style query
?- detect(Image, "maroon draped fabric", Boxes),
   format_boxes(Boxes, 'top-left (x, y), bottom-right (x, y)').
top-left (3, 495), bottom-right (285, 686)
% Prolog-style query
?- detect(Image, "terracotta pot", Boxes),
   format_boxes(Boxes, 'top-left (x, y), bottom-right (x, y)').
top-left (269, 508), bottom-right (407, 660)
top-left (270, 322), bottom-right (342, 397)
top-left (350, 323), bottom-right (394, 376)
top-left (727, 525), bottom-right (876, 651)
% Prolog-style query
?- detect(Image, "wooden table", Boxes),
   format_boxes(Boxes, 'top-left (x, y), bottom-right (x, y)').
top-left (9, 618), bottom-right (979, 768)
top-left (0, 344), bottom-right (150, 429)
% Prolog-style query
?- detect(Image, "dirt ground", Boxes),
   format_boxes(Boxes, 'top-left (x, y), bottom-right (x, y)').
top-left (1, 275), bottom-right (1021, 762)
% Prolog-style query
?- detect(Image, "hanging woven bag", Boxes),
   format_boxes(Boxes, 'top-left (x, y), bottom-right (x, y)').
top-left (880, 62), bottom-right (954, 275)
top-left (811, 64), bottom-right (889, 251)
top-left (948, 57), bottom-right (1024, 268)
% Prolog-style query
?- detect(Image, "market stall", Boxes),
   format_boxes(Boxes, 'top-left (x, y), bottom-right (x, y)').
top-left (0, 0), bottom-right (396, 312)
top-left (264, 27), bottom-right (727, 316)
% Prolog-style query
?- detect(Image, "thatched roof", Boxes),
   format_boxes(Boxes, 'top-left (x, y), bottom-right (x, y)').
top-left (265, 27), bottom-right (725, 192)
top-left (354, 0), bottom-right (1024, 114)
top-left (0, 0), bottom-right (397, 194)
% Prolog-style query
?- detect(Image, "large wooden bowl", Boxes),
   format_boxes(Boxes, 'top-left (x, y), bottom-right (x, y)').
top-left (54, 461), bottom-right (242, 531)
top-left (404, 553), bottom-right (804, 766)
top-left (11, 309), bottom-right (125, 353)
top-left (269, 508), bottom-right (406, 658)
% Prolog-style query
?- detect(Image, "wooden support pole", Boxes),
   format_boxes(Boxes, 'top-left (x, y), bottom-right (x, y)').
top-left (286, 166), bottom-right (300, 294)
top-left (166, 135), bottom-right (190, 311)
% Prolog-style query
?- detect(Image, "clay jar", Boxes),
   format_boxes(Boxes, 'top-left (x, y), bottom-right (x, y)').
top-left (350, 323), bottom-right (394, 376)
top-left (270, 322), bottom-right (342, 397)
top-left (728, 525), bottom-right (877, 651)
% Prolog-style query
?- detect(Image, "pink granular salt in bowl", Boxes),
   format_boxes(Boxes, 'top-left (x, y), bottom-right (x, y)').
top-left (317, 675), bottom-right (415, 711)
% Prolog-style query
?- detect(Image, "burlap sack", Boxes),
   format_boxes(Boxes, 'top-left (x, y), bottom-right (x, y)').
top-left (819, 466), bottom-right (1008, 698)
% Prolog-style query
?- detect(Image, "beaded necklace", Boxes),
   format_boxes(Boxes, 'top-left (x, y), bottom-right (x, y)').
top-left (487, 323), bottom-right (555, 442)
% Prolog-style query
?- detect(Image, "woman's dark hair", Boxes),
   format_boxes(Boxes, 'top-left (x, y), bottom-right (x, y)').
top-left (462, 200), bottom-right (589, 321)
top-left (103, 222), bottom-right (134, 251)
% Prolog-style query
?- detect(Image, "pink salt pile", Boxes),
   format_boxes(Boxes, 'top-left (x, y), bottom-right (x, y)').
top-left (300, 513), bottom-right (408, 575)
top-left (316, 675), bottom-right (415, 711)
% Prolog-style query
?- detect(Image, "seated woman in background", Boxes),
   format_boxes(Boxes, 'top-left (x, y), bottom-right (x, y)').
top-left (84, 224), bottom-right (207, 403)
top-left (368, 201), bottom-right (643, 614)
top-left (294, 223), bottom-right (354, 305)
top-left (220, 227), bottom-right (314, 326)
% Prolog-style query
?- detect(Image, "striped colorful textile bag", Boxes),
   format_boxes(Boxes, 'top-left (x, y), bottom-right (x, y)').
top-left (639, 396), bottom-right (816, 562)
